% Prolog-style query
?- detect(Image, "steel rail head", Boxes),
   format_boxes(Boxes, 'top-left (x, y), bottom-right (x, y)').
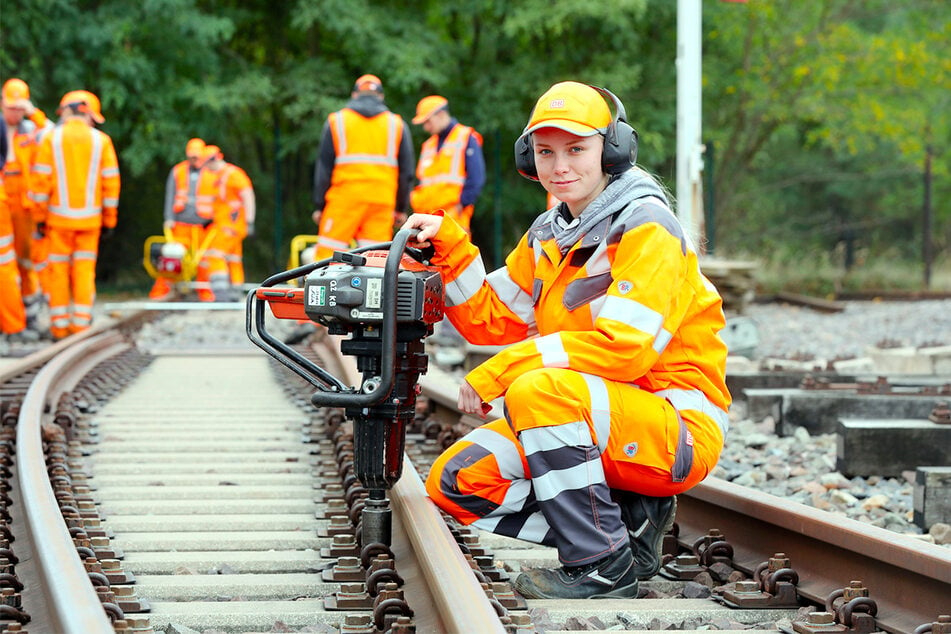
top-left (390, 454), bottom-right (507, 634)
top-left (16, 332), bottom-right (126, 634)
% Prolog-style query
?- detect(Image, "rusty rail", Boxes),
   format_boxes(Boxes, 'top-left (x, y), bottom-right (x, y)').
top-left (680, 478), bottom-right (951, 634)
top-left (308, 335), bottom-right (507, 634)
top-left (15, 331), bottom-right (129, 634)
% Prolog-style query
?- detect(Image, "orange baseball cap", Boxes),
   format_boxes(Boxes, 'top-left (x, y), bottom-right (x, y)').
top-left (412, 95), bottom-right (448, 124)
top-left (353, 74), bottom-right (383, 93)
top-left (523, 81), bottom-right (611, 137)
top-left (185, 138), bottom-right (206, 158)
top-left (59, 90), bottom-right (105, 124)
top-left (2, 78), bottom-right (30, 107)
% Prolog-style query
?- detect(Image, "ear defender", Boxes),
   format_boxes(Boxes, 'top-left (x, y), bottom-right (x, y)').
top-left (594, 86), bottom-right (639, 175)
top-left (514, 132), bottom-right (538, 180)
top-left (514, 85), bottom-right (639, 182)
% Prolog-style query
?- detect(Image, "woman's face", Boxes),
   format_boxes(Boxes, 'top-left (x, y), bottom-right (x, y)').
top-left (532, 127), bottom-right (609, 217)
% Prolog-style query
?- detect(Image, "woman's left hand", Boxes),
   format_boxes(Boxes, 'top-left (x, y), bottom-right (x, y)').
top-left (458, 380), bottom-right (489, 418)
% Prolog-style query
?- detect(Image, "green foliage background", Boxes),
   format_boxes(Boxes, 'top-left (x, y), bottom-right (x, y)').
top-left (2, 0), bottom-right (947, 291)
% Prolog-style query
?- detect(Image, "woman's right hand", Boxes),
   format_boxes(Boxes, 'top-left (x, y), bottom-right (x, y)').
top-left (400, 213), bottom-right (444, 247)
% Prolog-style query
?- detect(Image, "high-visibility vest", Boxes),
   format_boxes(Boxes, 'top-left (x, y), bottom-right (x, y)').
top-left (411, 123), bottom-right (481, 213)
top-left (212, 163), bottom-right (253, 234)
top-left (3, 119), bottom-right (41, 209)
top-left (170, 161), bottom-right (212, 224)
top-left (29, 119), bottom-right (120, 230)
top-left (195, 168), bottom-right (225, 224)
top-left (326, 108), bottom-right (402, 206)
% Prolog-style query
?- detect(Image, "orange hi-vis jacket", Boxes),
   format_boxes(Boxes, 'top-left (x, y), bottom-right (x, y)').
top-left (29, 119), bottom-right (120, 230)
top-left (213, 163), bottom-right (253, 237)
top-left (428, 192), bottom-right (731, 441)
top-left (171, 161), bottom-right (215, 224)
top-left (3, 118), bottom-right (43, 210)
top-left (169, 161), bottom-right (215, 225)
top-left (410, 124), bottom-right (482, 213)
top-left (327, 108), bottom-right (402, 207)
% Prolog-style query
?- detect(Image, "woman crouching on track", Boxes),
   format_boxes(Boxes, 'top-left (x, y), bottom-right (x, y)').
top-left (401, 81), bottom-right (731, 600)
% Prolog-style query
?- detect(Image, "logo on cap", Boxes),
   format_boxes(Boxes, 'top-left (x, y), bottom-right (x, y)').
top-left (550, 99), bottom-right (565, 108)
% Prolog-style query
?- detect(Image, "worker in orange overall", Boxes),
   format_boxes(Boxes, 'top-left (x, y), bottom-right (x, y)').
top-left (2, 78), bottom-right (53, 332)
top-left (149, 137), bottom-right (209, 300)
top-left (176, 145), bottom-right (234, 302)
top-left (409, 95), bottom-right (485, 235)
top-left (404, 82), bottom-right (731, 600)
top-left (209, 147), bottom-right (255, 295)
top-left (203, 146), bottom-right (254, 301)
top-left (28, 90), bottom-right (120, 340)
top-left (311, 74), bottom-right (415, 261)
top-left (0, 173), bottom-right (36, 344)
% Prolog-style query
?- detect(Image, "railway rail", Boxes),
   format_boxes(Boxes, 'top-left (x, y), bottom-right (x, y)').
top-left (0, 306), bottom-right (948, 633)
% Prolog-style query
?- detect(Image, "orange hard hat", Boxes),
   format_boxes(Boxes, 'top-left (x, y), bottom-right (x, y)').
top-left (202, 144), bottom-right (223, 162)
top-left (353, 74), bottom-right (383, 93)
top-left (3, 77), bottom-right (30, 105)
top-left (185, 138), bottom-right (206, 158)
top-left (2, 78), bottom-right (30, 107)
top-left (412, 95), bottom-right (448, 125)
top-left (59, 90), bottom-right (105, 124)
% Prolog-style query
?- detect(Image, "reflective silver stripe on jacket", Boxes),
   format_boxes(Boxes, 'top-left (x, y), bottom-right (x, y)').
top-left (48, 126), bottom-right (104, 220)
top-left (333, 112), bottom-right (399, 167)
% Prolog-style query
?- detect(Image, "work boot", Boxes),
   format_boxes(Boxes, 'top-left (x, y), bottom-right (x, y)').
top-left (513, 547), bottom-right (639, 599)
top-left (7, 329), bottom-right (41, 344)
top-left (613, 490), bottom-right (677, 579)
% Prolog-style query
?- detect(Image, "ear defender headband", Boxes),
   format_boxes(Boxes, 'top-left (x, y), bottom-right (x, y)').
top-left (514, 85), bottom-right (639, 181)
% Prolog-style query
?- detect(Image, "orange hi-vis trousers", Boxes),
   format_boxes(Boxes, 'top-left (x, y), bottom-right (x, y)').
top-left (46, 227), bottom-right (100, 339)
top-left (1, 205), bottom-right (27, 335)
top-left (425, 368), bottom-right (724, 567)
top-left (314, 200), bottom-right (394, 262)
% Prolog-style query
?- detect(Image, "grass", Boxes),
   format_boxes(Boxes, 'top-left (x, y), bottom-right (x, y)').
top-left (739, 249), bottom-right (951, 299)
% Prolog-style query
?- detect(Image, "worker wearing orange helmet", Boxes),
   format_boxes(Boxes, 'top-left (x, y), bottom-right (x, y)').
top-left (311, 74), bottom-right (415, 261)
top-left (207, 147), bottom-right (255, 295)
top-left (148, 137), bottom-right (210, 299)
top-left (404, 82), bottom-right (731, 599)
top-left (28, 90), bottom-right (120, 340)
top-left (3, 78), bottom-right (54, 333)
top-left (410, 95), bottom-right (485, 235)
top-left (169, 143), bottom-right (230, 302)
top-left (203, 146), bottom-right (255, 300)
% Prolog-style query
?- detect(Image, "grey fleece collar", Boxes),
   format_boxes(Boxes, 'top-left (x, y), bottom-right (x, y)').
top-left (549, 169), bottom-right (669, 253)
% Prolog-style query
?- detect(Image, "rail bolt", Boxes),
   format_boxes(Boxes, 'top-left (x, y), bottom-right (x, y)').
top-left (914, 615), bottom-right (951, 634)
top-left (929, 401), bottom-right (950, 424)
top-left (339, 613), bottom-right (375, 633)
top-left (791, 611), bottom-right (849, 634)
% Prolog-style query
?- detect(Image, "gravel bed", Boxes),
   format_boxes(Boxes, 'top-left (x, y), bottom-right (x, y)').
top-left (727, 299), bottom-right (951, 548)
top-left (744, 298), bottom-right (951, 361)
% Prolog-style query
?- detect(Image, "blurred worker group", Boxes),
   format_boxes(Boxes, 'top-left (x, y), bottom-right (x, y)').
top-left (148, 138), bottom-right (255, 302)
top-left (2, 78), bottom-right (118, 343)
top-left (310, 74), bottom-right (486, 261)
top-left (2, 71), bottom-right (487, 342)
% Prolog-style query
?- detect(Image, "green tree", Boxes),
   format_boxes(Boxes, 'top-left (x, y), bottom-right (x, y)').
top-left (3, 0), bottom-right (946, 293)
top-left (704, 0), bottom-right (949, 269)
